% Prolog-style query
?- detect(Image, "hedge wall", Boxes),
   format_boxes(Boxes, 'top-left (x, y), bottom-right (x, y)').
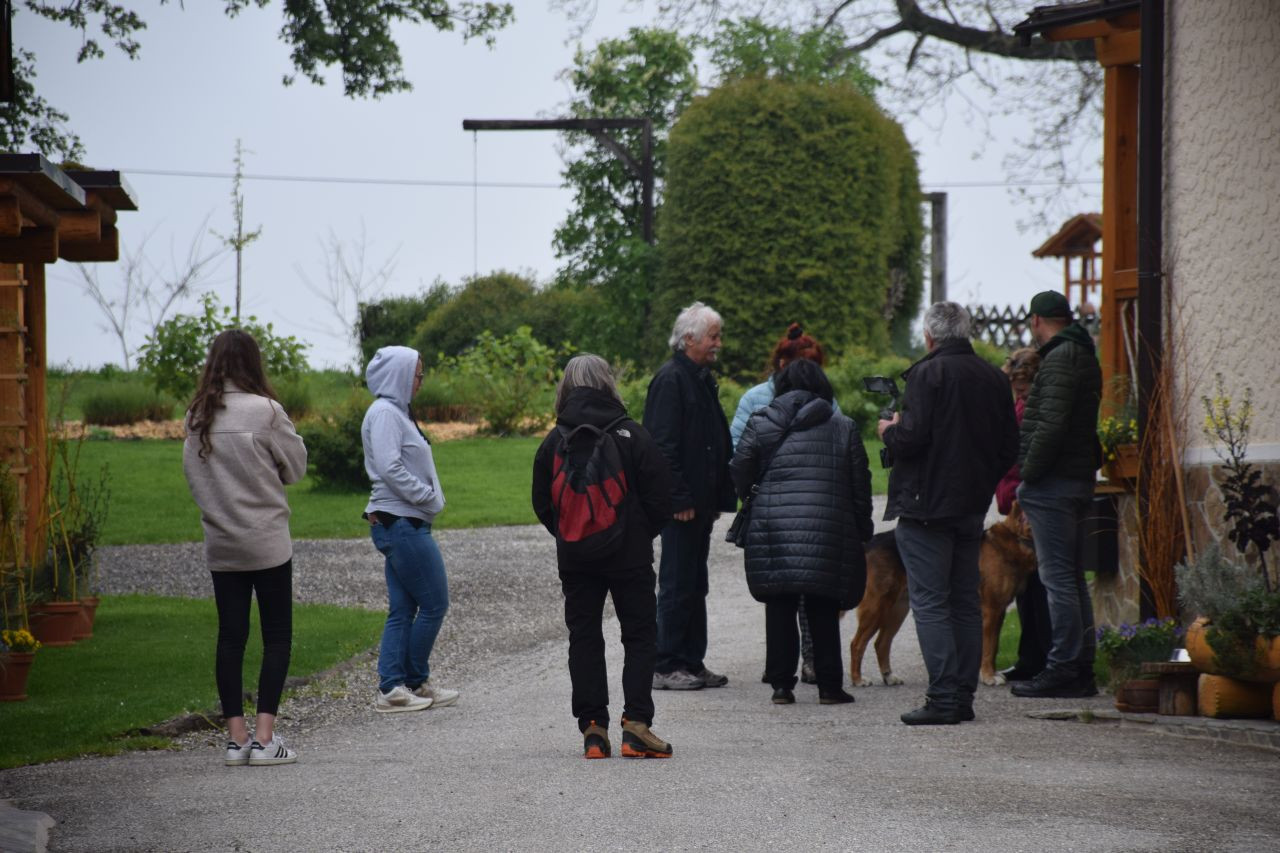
top-left (656, 77), bottom-right (923, 379)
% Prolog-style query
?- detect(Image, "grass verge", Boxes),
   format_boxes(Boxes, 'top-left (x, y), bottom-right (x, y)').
top-left (0, 594), bottom-right (383, 769)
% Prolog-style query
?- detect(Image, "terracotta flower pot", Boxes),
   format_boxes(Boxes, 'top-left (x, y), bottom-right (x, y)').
top-left (73, 596), bottom-right (100, 641)
top-left (1103, 442), bottom-right (1139, 484)
top-left (0, 652), bottom-right (36, 701)
top-left (29, 601), bottom-right (83, 647)
top-left (1114, 678), bottom-right (1159, 713)
top-left (1186, 617), bottom-right (1280, 683)
top-left (1198, 673), bottom-right (1272, 718)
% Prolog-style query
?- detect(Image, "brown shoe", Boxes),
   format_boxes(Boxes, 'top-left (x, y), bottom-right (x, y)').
top-left (583, 721), bottom-right (611, 759)
top-left (620, 718), bottom-right (672, 758)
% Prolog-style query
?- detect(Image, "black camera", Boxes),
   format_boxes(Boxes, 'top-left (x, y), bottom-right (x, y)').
top-left (862, 375), bottom-right (901, 469)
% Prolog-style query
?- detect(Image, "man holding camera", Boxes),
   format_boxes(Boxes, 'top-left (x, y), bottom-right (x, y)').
top-left (878, 302), bottom-right (1018, 725)
top-left (1010, 290), bottom-right (1103, 699)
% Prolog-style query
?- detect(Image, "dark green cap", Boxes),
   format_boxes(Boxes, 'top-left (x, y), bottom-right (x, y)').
top-left (1028, 290), bottom-right (1072, 319)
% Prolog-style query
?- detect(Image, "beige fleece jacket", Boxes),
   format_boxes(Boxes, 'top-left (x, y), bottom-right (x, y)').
top-left (183, 383), bottom-right (308, 571)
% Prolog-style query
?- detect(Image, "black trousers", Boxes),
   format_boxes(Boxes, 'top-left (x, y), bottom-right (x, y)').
top-left (560, 564), bottom-right (657, 732)
top-left (210, 560), bottom-right (293, 718)
top-left (764, 594), bottom-right (843, 692)
top-left (655, 515), bottom-right (712, 674)
top-left (1014, 570), bottom-right (1052, 674)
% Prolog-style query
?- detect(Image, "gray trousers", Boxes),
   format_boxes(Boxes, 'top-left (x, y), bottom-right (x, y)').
top-left (1017, 477), bottom-right (1096, 679)
top-left (895, 514), bottom-right (985, 712)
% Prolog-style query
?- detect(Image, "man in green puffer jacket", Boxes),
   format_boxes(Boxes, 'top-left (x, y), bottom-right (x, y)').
top-left (1011, 291), bottom-right (1103, 700)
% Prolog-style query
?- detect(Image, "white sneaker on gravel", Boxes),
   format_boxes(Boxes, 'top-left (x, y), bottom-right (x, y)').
top-left (376, 684), bottom-right (433, 713)
top-left (652, 670), bottom-right (706, 690)
top-left (224, 739), bottom-right (252, 766)
top-left (248, 736), bottom-right (297, 766)
top-left (411, 682), bottom-right (459, 708)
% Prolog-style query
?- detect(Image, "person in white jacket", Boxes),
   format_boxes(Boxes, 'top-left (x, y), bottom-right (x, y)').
top-left (183, 329), bottom-right (308, 766)
top-left (362, 346), bottom-right (459, 713)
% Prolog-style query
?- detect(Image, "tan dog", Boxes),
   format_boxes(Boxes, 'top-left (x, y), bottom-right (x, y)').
top-left (847, 504), bottom-right (1038, 688)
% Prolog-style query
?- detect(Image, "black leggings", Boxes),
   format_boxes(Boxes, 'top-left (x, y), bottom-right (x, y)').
top-left (211, 560), bottom-right (293, 718)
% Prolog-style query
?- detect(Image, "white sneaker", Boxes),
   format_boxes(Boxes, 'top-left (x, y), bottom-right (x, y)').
top-left (224, 739), bottom-right (252, 766)
top-left (376, 684), bottom-right (433, 713)
top-left (411, 682), bottom-right (459, 708)
top-left (248, 736), bottom-right (297, 766)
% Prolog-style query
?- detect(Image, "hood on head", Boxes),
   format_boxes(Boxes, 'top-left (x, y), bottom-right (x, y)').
top-left (557, 386), bottom-right (627, 429)
top-left (366, 346), bottom-right (420, 406)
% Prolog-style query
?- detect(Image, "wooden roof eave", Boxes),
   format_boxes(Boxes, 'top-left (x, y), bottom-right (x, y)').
top-left (0, 154), bottom-right (137, 264)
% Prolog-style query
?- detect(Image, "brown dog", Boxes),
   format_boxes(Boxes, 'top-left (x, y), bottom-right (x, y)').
top-left (847, 503), bottom-right (1038, 688)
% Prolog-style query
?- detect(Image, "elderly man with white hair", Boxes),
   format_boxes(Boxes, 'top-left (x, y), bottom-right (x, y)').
top-left (643, 301), bottom-right (737, 690)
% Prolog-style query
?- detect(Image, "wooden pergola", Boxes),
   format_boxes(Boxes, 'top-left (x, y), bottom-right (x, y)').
top-left (1032, 212), bottom-right (1102, 310)
top-left (0, 153), bottom-right (136, 562)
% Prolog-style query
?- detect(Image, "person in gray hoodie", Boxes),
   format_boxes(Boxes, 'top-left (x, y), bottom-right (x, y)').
top-left (362, 345), bottom-right (459, 713)
top-left (183, 329), bottom-right (308, 766)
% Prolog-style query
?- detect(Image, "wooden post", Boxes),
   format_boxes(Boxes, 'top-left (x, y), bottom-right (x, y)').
top-left (1100, 64), bottom-right (1140, 408)
top-left (927, 192), bottom-right (947, 304)
top-left (22, 262), bottom-right (44, 565)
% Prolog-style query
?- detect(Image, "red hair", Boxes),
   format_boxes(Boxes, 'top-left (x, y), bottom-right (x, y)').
top-left (768, 323), bottom-right (826, 374)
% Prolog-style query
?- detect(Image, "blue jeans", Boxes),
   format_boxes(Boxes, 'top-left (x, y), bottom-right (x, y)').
top-left (1017, 477), bottom-right (1096, 679)
top-left (371, 518), bottom-right (450, 694)
top-left (895, 515), bottom-right (985, 712)
top-left (655, 515), bottom-right (712, 674)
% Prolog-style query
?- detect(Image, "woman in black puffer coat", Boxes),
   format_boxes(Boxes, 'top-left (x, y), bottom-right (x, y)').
top-left (729, 359), bottom-right (874, 705)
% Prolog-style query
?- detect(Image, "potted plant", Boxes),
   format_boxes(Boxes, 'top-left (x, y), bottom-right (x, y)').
top-left (1098, 413), bottom-right (1139, 483)
top-left (1097, 618), bottom-right (1182, 712)
top-left (0, 628), bottom-right (42, 701)
top-left (1176, 377), bottom-right (1280, 714)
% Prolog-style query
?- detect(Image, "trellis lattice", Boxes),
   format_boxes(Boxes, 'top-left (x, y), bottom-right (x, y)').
top-left (968, 304), bottom-right (1032, 350)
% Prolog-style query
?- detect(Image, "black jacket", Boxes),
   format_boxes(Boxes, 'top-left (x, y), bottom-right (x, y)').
top-left (882, 339), bottom-right (1019, 521)
top-left (1019, 322), bottom-right (1102, 484)
top-left (532, 387), bottom-right (672, 572)
top-left (642, 352), bottom-right (736, 516)
top-left (729, 390), bottom-right (874, 608)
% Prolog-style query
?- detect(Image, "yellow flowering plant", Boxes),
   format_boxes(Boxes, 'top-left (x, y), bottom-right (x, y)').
top-left (1, 628), bottom-right (41, 654)
top-left (1097, 415), bottom-right (1138, 462)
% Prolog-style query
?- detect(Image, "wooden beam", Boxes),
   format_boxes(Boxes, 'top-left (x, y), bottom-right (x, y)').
top-left (83, 192), bottom-right (117, 227)
top-left (1044, 21), bottom-right (1115, 41)
top-left (56, 210), bottom-right (101, 244)
top-left (58, 225), bottom-right (118, 262)
top-left (1097, 29), bottom-right (1141, 67)
top-left (23, 263), bottom-right (47, 565)
top-left (1113, 268), bottom-right (1139, 299)
top-left (0, 196), bottom-right (21, 238)
top-left (0, 228), bottom-right (58, 264)
top-left (0, 180), bottom-right (59, 229)
top-left (1101, 64), bottom-right (1141, 406)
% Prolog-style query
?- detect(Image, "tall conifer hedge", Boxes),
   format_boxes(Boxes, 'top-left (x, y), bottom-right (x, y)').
top-left (656, 78), bottom-right (922, 379)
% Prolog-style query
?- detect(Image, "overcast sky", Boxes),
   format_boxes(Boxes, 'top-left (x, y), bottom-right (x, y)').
top-left (17, 2), bottom-right (1098, 370)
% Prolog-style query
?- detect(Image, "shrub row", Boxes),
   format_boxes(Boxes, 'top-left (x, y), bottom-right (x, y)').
top-left (82, 385), bottom-right (174, 426)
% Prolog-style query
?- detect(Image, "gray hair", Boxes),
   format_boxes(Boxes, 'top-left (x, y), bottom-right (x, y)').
top-left (555, 354), bottom-right (622, 414)
top-left (923, 301), bottom-right (972, 344)
top-left (668, 301), bottom-right (723, 352)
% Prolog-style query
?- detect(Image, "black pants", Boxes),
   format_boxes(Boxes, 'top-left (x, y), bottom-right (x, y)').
top-left (560, 564), bottom-right (657, 732)
top-left (764, 594), bottom-right (843, 692)
top-left (655, 516), bottom-right (712, 674)
top-left (1014, 570), bottom-right (1052, 674)
top-left (211, 560), bottom-right (293, 718)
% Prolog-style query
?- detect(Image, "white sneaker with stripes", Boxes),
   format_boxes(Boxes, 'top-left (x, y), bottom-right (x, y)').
top-left (224, 739), bottom-right (252, 766)
top-left (248, 736), bottom-right (297, 766)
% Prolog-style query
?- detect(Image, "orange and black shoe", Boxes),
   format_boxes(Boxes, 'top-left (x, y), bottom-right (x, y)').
top-left (582, 722), bottom-right (611, 759)
top-left (620, 718), bottom-right (673, 759)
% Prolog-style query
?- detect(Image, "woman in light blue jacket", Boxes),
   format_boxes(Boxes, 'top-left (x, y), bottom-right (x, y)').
top-left (362, 346), bottom-right (459, 714)
top-left (730, 324), bottom-right (839, 685)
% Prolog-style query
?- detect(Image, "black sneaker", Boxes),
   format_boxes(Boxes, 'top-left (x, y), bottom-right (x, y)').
top-left (956, 706), bottom-right (976, 722)
top-left (900, 701), bottom-right (960, 725)
top-left (771, 687), bottom-right (795, 705)
top-left (693, 667), bottom-right (728, 688)
top-left (819, 688), bottom-right (855, 705)
top-left (582, 721), bottom-right (610, 759)
top-left (1011, 669), bottom-right (1090, 698)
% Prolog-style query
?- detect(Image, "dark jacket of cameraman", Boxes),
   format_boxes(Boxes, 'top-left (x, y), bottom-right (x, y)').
top-left (882, 339), bottom-right (1019, 521)
top-left (1018, 322), bottom-right (1102, 484)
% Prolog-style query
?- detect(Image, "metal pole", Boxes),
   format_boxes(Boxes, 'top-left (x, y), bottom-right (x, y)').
top-left (927, 192), bottom-right (947, 304)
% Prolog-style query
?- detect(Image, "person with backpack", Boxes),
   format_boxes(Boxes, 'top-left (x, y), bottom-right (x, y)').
top-left (532, 354), bottom-right (675, 759)
top-left (362, 345), bottom-right (459, 714)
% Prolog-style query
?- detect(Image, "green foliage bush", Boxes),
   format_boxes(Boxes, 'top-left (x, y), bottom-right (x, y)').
top-left (299, 395), bottom-right (370, 492)
top-left (82, 384), bottom-right (173, 425)
top-left (413, 371), bottom-right (484, 423)
top-left (356, 284), bottom-right (451, 367)
top-left (971, 338), bottom-right (1010, 370)
top-left (411, 271), bottom-right (536, 368)
top-left (137, 293), bottom-right (309, 401)
top-left (825, 348), bottom-right (913, 438)
top-left (657, 77), bottom-right (923, 380)
top-left (274, 376), bottom-right (314, 421)
top-left (439, 326), bottom-right (563, 435)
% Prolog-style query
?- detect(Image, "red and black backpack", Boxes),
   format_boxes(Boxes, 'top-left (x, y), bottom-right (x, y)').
top-left (551, 416), bottom-right (630, 560)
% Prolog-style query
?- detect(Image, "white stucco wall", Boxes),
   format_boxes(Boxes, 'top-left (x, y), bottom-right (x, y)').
top-left (1165, 1), bottom-right (1280, 461)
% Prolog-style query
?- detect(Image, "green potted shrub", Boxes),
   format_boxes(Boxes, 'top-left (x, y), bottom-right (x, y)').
top-left (1096, 618), bottom-right (1182, 712)
top-left (0, 628), bottom-right (42, 701)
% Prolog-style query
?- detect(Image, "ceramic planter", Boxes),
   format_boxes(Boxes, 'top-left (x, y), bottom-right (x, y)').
top-left (1103, 442), bottom-right (1139, 485)
top-left (0, 652), bottom-right (35, 701)
top-left (29, 600), bottom-right (83, 647)
top-left (1185, 617), bottom-right (1280, 684)
top-left (73, 595), bottom-right (100, 641)
top-left (1198, 673), bottom-right (1272, 718)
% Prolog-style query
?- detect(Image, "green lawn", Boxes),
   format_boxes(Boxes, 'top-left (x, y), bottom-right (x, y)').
top-left (0, 594), bottom-right (384, 769)
top-left (79, 436), bottom-right (888, 546)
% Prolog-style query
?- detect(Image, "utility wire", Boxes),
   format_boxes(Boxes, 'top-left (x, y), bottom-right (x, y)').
top-left (118, 166), bottom-right (1099, 191)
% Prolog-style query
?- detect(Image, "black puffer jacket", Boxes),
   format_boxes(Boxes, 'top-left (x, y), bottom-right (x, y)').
top-left (1018, 322), bottom-right (1102, 484)
top-left (882, 339), bottom-right (1019, 521)
top-left (532, 387), bottom-right (673, 572)
top-left (729, 390), bottom-right (874, 608)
